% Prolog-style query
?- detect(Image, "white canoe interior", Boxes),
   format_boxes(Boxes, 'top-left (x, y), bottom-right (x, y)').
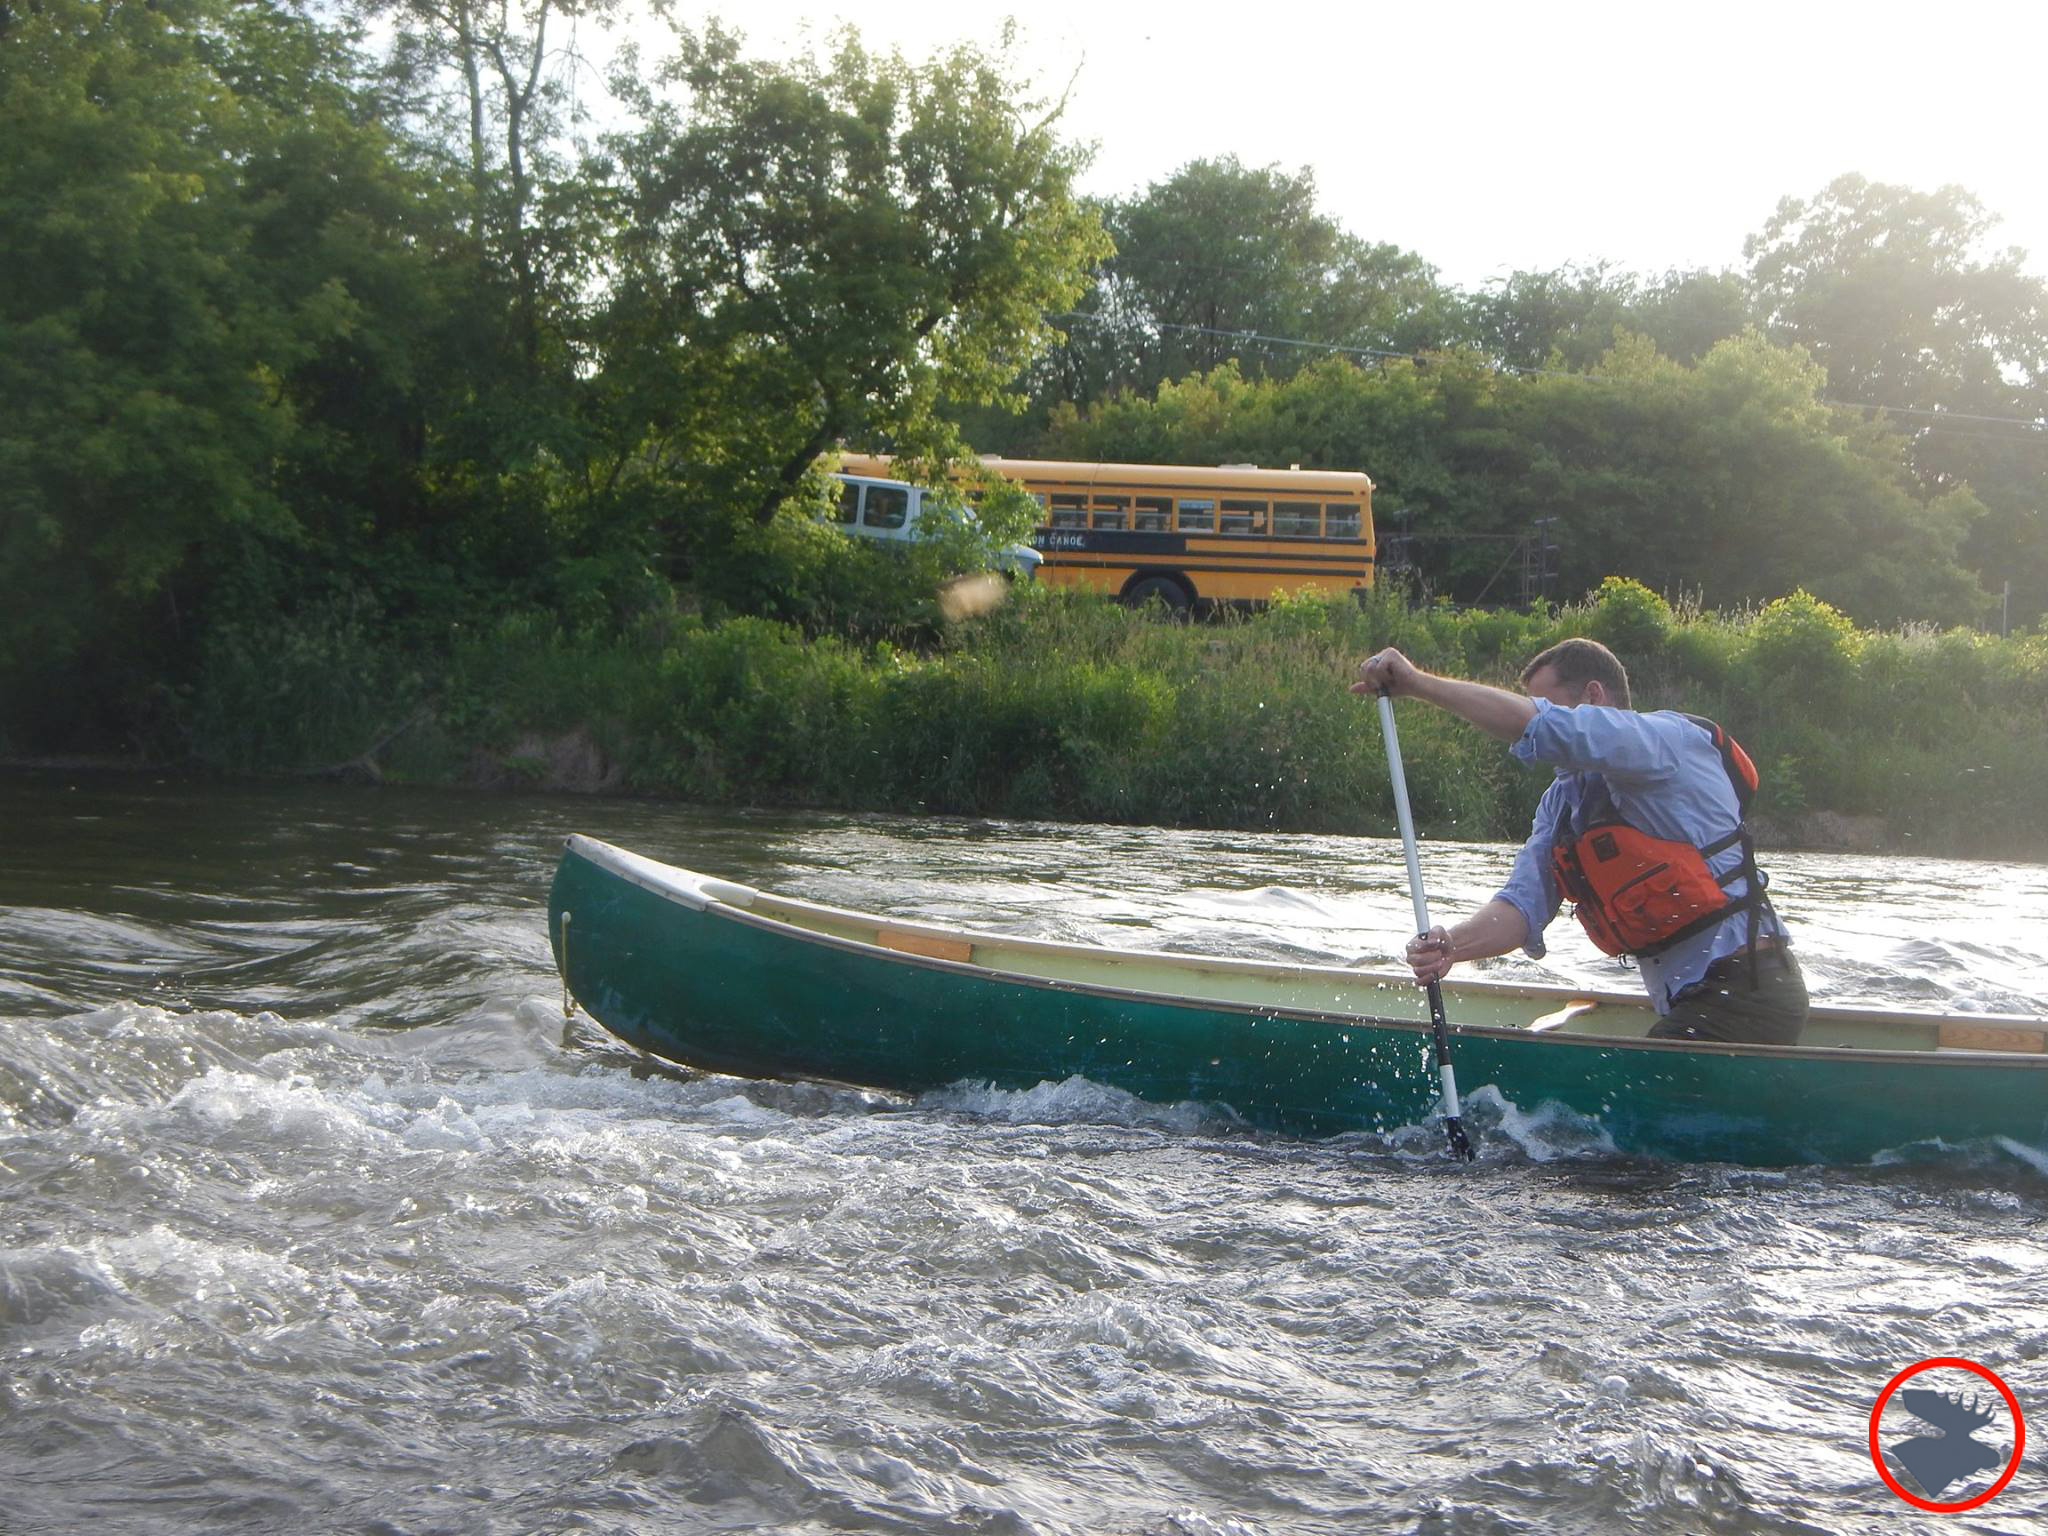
top-left (566, 835), bottom-right (2048, 1058)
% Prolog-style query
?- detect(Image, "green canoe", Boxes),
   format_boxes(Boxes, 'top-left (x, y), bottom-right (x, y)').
top-left (547, 834), bottom-right (2048, 1166)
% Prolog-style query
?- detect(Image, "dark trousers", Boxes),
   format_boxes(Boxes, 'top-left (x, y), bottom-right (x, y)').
top-left (1649, 948), bottom-right (1808, 1045)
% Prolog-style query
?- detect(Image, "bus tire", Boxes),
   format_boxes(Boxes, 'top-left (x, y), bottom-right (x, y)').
top-left (1123, 575), bottom-right (1193, 617)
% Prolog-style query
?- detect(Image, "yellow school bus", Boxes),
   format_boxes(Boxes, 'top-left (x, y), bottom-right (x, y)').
top-left (835, 454), bottom-right (1375, 613)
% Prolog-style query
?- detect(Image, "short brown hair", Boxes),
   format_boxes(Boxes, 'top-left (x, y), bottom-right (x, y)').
top-left (1521, 638), bottom-right (1632, 709)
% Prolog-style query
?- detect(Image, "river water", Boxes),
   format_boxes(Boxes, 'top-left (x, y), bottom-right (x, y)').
top-left (2, 770), bottom-right (2043, 1534)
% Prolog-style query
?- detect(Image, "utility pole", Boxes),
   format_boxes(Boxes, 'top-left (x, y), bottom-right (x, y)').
top-left (1523, 517), bottom-right (1560, 604)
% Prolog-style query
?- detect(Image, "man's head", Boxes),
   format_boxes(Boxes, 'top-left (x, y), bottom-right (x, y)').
top-left (1520, 637), bottom-right (1632, 710)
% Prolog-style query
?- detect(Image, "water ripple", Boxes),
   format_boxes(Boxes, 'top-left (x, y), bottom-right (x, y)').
top-left (3, 775), bottom-right (2046, 1532)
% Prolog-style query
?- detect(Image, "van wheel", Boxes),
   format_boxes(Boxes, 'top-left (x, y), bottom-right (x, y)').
top-left (1124, 576), bottom-right (1192, 617)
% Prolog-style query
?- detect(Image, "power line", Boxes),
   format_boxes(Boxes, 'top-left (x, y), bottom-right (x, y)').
top-left (1893, 428), bottom-right (2048, 445)
top-left (1824, 400), bottom-right (2047, 427)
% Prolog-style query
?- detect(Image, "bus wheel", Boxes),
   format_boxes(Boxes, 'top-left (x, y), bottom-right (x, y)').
top-left (1124, 575), bottom-right (1192, 617)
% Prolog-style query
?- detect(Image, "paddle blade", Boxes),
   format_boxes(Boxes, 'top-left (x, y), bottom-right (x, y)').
top-left (1444, 1114), bottom-right (1475, 1161)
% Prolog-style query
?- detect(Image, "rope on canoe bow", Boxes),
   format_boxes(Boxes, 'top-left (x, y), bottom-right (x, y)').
top-left (558, 910), bottom-right (579, 1019)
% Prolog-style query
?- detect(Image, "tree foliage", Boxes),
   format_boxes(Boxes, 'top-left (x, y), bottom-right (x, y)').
top-left (0, 0), bottom-right (457, 708)
top-left (0, 4), bottom-right (1108, 748)
top-left (1463, 263), bottom-right (1753, 372)
top-left (3, 2), bottom-right (2044, 765)
top-left (1015, 157), bottom-right (1456, 429)
top-left (598, 23), bottom-right (1107, 532)
top-left (1746, 174), bottom-right (2048, 624)
top-left (1746, 174), bottom-right (2044, 409)
top-left (1044, 332), bottom-right (1990, 626)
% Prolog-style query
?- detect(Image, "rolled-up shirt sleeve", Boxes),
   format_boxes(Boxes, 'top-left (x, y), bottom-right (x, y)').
top-left (1510, 698), bottom-right (1680, 783)
top-left (1493, 781), bottom-right (1568, 960)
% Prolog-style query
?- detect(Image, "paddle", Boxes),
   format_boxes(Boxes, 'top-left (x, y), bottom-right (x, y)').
top-left (1375, 691), bottom-right (1476, 1161)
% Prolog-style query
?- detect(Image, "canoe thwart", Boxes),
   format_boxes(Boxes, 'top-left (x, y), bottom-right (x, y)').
top-left (1937, 1021), bottom-right (2046, 1054)
top-left (876, 927), bottom-right (977, 966)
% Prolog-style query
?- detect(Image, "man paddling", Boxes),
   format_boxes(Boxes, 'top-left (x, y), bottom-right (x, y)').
top-left (1354, 638), bottom-right (1807, 1045)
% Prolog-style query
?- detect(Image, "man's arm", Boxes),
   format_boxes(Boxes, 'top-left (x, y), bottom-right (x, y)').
top-left (1351, 648), bottom-right (1559, 982)
top-left (1351, 649), bottom-right (1535, 742)
top-left (1405, 899), bottom-right (1530, 983)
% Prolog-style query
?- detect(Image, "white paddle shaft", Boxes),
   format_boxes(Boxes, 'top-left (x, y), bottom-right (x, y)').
top-left (1376, 693), bottom-right (1433, 936)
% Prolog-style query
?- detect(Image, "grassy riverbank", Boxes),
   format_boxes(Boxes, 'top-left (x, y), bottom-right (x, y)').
top-left (170, 579), bottom-right (2048, 860)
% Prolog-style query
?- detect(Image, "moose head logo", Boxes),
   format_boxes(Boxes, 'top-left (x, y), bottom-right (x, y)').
top-left (1889, 1388), bottom-right (2005, 1497)
top-left (1869, 1357), bottom-right (2025, 1512)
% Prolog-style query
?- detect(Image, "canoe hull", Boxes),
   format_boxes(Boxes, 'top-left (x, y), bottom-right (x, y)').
top-left (548, 839), bottom-right (2048, 1166)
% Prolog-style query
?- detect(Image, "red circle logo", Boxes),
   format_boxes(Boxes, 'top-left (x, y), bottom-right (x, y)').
top-left (1868, 1356), bottom-right (2025, 1512)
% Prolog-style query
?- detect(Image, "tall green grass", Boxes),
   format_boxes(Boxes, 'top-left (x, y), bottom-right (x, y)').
top-left (189, 578), bottom-right (2048, 856)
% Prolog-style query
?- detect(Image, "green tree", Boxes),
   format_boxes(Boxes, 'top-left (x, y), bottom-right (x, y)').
top-left (1043, 335), bottom-right (1990, 625)
top-left (1464, 263), bottom-right (1752, 373)
top-left (1745, 174), bottom-right (2048, 622)
top-left (1629, 269), bottom-right (1754, 365)
top-left (1505, 331), bottom-right (1988, 623)
top-left (1017, 157), bottom-right (1457, 425)
top-left (1464, 262), bottom-right (1640, 372)
top-left (363, 0), bottom-right (621, 378)
top-left (0, 0), bottom-right (495, 746)
top-left (597, 23), bottom-right (1108, 544)
top-left (2, 0), bottom-right (278, 679)
top-left (1746, 175), bottom-right (2044, 409)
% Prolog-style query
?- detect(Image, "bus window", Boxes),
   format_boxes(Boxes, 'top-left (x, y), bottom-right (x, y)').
top-left (1273, 500), bottom-right (1321, 537)
top-left (1091, 495), bottom-right (1129, 531)
top-left (1050, 492), bottom-right (1088, 529)
top-left (1325, 502), bottom-right (1362, 539)
top-left (1177, 498), bottom-right (1215, 532)
top-left (1134, 495), bottom-right (1171, 532)
top-left (834, 481), bottom-right (861, 524)
top-left (863, 485), bottom-right (909, 530)
top-left (1220, 498), bottom-right (1267, 535)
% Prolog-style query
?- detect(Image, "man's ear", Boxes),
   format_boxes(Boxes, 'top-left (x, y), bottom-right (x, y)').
top-left (1582, 680), bottom-right (1607, 707)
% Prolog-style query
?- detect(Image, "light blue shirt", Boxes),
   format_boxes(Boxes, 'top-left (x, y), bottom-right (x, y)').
top-left (1493, 699), bottom-right (1785, 1013)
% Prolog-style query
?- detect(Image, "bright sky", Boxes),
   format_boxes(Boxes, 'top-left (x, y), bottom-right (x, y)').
top-left (676, 0), bottom-right (2048, 292)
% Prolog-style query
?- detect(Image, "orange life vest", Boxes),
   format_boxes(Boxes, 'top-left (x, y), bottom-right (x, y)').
top-left (1549, 716), bottom-right (1767, 960)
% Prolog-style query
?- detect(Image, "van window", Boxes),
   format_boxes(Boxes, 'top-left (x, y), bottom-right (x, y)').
top-left (1273, 500), bottom-right (1321, 537)
top-left (833, 481), bottom-right (861, 524)
top-left (862, 485), bottom-right (909, 530)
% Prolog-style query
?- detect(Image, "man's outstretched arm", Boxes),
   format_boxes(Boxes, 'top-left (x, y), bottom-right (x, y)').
top-left (1352, 648), bottom-right (1536, 742)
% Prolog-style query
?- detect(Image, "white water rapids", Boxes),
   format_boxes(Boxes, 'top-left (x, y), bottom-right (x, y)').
top-left (2, 773), bottom-right (2043, 1533)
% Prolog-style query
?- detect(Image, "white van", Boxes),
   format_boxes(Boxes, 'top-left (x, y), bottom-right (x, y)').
top-left (829, 471), bottom-right (1043, 579)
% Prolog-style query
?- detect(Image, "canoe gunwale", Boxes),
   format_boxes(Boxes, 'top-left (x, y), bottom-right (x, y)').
top-left (561, 835), bottom-right (1654, 1010)
top-left (555, 836), bottom-right (2048, 1073)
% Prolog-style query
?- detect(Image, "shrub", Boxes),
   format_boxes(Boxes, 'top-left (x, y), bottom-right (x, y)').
top-left (1583, 576), bottom-right (1673, 657)
top-left (167, 566), bottom-right (2048, 857)
top-left (1456, 603), bottom-right (1561, 674)
top-left (1742, 589), bottom-right (1859, 711)
top-left (188, 594), bottom-right (420, 771)
top-left (1657, 617), bottom-right (1744, 695)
